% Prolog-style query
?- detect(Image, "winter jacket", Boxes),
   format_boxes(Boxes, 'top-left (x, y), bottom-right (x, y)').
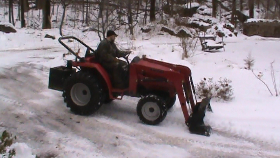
top-left (95, 39), bottom-right (128, 69)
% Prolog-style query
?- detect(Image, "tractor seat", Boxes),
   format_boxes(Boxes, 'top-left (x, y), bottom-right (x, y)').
top-left (131, 56), bottom-right (141, 63)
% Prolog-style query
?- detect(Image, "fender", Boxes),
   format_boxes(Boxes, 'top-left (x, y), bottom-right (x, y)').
top-left (72, 61), bottom-right (113, 97)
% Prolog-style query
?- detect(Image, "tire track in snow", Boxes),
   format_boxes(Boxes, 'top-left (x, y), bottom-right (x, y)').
top-left (0, 59), bottom-right (279, 157)
top-left (86, 98), bottom-right (280, 157)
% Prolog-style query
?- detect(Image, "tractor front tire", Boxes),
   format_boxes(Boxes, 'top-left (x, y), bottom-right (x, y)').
top-left (165, 95), bottom-right (176, 110)
top-left (64, 72), bottom-right (103, 115)
top-left (137, 95), bottom-right (167, 125)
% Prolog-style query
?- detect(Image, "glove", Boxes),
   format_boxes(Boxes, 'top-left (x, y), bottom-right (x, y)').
top-left (123, 51), bottom-right (131, 57)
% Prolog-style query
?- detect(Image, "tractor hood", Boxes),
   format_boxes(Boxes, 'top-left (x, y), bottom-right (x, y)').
top-left (134, 56), bottom-right (192, 76)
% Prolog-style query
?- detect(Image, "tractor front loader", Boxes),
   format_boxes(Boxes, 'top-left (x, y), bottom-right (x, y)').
top-left (48, 36), bottom-right (213, 136)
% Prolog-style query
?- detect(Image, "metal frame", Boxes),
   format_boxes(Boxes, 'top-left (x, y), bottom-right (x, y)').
top-left (58, 36), bottom-right (95, 60)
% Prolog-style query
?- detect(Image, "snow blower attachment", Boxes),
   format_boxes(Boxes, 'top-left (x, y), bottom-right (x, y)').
top-left (48, 36), bottom-right (213, 137)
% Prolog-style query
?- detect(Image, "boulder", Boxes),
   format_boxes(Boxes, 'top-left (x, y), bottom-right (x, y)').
top-left (0, 23), bottom-right (17, 33)
top-left (44, 34), bottom-right (55, 40)
top-left (243, 20), bottom-right (280, 37)
top-left (160, 26), bottom-right (192, 38)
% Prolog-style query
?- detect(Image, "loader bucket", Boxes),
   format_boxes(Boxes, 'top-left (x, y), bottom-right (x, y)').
top-left (187, 98), bottom-right (212, 136)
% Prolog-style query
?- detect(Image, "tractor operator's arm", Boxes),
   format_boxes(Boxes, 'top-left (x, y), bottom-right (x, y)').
top-left (113, 43), bottom-right (131, 58)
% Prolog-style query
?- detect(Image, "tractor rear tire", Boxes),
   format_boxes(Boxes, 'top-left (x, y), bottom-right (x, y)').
top-left (137, 95), bottom-right (167, 125)
top-left (64, 71), bottom-right (103, 115)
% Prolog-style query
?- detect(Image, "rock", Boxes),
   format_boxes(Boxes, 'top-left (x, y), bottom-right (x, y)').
top-left (176, 29), bottom-right (192, 38)
top-left (160, 26), bottom-right (192, 38)
top-left (216, 31), bottom-right (225, 37)
top-left (160, 26), bottom-right (176, 36)
top-left (243, 20), bottom-right (280, 37)
top-left (0, 23), bottom-right (17, 33)
top-left (140, 28), bottom-right (152, 33)
top-left (44, 34), bottom-right (55, 40)
top-left (235, 10), bottom-right (249, 23)
top-left (223, 23), bottom-right (234, 32)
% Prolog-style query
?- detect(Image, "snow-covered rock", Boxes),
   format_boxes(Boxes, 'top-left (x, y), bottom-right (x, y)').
top-left (0, 22), bottom-right (16, 33)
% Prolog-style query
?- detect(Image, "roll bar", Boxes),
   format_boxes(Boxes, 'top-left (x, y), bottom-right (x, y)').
top-left (58, 36), bottom-right (95, 60)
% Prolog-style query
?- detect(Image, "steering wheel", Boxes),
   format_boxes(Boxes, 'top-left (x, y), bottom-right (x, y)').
top-left (123, 51), bottom-right (131, 65)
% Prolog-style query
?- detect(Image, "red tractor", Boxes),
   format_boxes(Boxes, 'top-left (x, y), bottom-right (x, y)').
top-left (48, 36), bottom-right (213, 136)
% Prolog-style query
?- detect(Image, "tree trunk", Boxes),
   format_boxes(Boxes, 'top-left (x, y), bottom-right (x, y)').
top-left (11, 0), bottom-right (15, 25)
top-left (18, 0), bottom-right (20, 21)
top-left (127, 0), bottom-right (133, 35)
top-left (249, 0), bottom-right (254, 18)
top-left (150, 0), bottom-right (156, 21)
top-left (56, 4), bottom-right (59, 22)
top-left (212, 0), bottom-right (217, 17)
top-left (59, 5), bottom-right (66, 36)
top-left (86, 0), bottom-right (89, 24)
top-left (166, 0), bottom-right (170, 13)
top-left (9, 0), bottom-right (15, 25)
top-left (171, 0), bottom-right (174, 17)
top-left (42, 0), bottom-right (51, 29)
top-left (52, 1), bottom-right (55, 15)
top-left (9, 0), bottom-right (11, 23)
top-left (98, 0), bottom-right (103, 18)
top-left (20, 0), bottom-right (25, 27)
top-left (240, 0), bottom-right (243, 11)
top-left (104, 0), bottom-right (109, 28)
top-left (231, 0), bottom-right (236, 24)
top-left (82, 0), bottom-right (84, 23)
top-left (267, 0), bottom-right (270, 12)
top-left (144, 0), bottom-right (148, 24)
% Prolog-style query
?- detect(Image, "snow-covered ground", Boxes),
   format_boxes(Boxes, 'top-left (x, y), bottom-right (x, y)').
top-left (0, 26), bottom-right (280, 158)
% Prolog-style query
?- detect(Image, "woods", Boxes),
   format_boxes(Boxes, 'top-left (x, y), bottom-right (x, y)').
top-left (1, 0), bottom-right (280, 37)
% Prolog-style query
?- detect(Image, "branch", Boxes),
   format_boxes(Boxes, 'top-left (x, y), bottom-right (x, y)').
top-left (271, 61), bottom-right (278, 96)
top-left (252, 70), bottom-right (273, 96)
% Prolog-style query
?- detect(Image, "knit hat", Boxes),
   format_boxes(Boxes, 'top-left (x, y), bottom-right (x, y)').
top-left (107, 30), bottom-right (118, 37)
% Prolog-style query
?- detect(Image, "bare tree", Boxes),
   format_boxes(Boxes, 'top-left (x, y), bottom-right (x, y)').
top-left (231, 0), bottom-right (236, 25)
top-left (59, 0), bottom-right (73, 35)
top-left (267, 0), bottom-right (270, 12)
top-left (124, 0), bottom-right (141, 36)
top-left (252, 70), bottom-right (273, 96)
top-left (271, 61), bottom-right (278, 96)
top-left (9, 0), bottom-right (15, 25)
top-left (150, 0), bottom-right (156, 21)
top-left (42, 0), bottom-right (51, 29)
top-left (249, 0), bottom-right (254, 18)
top-left (212, 0), bottom-right (218, 17)
top-left (17, 0), bottom-right (20, 21)
top-left (86, 0), bottom-right (89, 24)
top-left (20, 0), bottom-right (25, 27)
top-left (143, 0), bottom-right (148, 24)
top-left (240, 0), bottom-right (243, 11)
top-left (127, 0), bottom-right (133, 34)
top-left (171, 0), bottom-right (174, 17)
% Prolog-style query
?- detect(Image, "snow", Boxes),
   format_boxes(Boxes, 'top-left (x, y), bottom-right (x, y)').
top-left (0, 27), bottom-right (279, 157)
top-left (0, 22), bottom-right (16, 30)
top-left (10, 143), bottom-right (36, 158)
top-left (0, 6), bottom-right (280, 157)
top-left (207, 23), bottom-right (237, 38)
top-left (246, 18), bottom-right (280, 23)
top-left (203, 40), bottom-right (224, 47)
top-left (184, 2), bottom-right (200, 8)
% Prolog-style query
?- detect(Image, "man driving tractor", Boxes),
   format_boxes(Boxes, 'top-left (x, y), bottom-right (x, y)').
top-left (95, 30), bottom-right (131, 89)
